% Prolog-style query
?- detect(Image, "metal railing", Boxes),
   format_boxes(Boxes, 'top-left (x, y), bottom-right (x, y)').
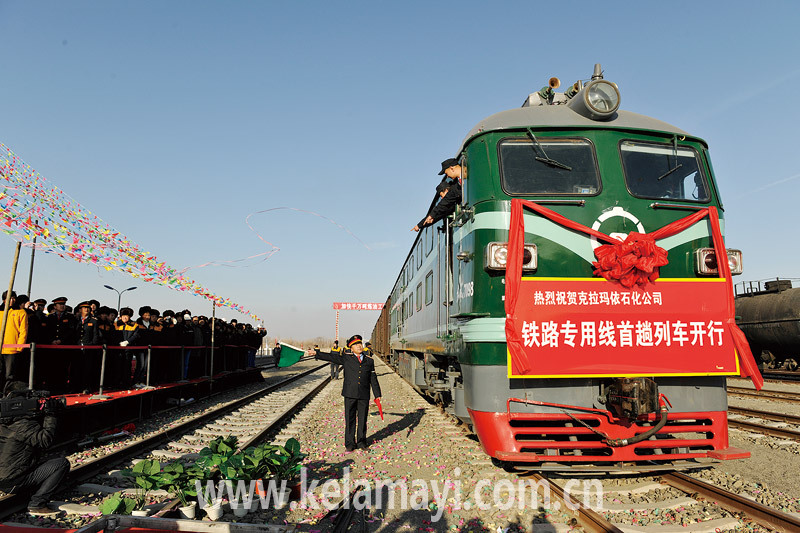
top-left (3, 342), bottom-right (260, 396)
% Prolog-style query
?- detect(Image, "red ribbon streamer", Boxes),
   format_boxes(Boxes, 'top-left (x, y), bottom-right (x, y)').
top-left (503, 199), bottom-right (763, 389)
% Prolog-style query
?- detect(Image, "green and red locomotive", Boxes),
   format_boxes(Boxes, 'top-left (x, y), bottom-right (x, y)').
top-left (372, 64), bottom-right (762, 471)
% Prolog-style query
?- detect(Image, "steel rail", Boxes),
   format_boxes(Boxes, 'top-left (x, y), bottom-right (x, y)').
top-left (729, 406), bottom-right (800, 426)
top-left (43, 356), bottom-right (315, 458)
top-left (661, 471), bottom-right (800, 532)
top-left (728, 418), bottom-right (800, 442)
top-left (0, 363), bottom-right (328, 521)
top-left (524, 474), bottom-right (623, 533)
top-left (154, 371), bottom-right (332, 519)
top-left (239, 377), bottom-right (330, 450)
top-left (728, 386), bottom-right (800, 402)
top-left (761, 370), bottom-right (800, 383)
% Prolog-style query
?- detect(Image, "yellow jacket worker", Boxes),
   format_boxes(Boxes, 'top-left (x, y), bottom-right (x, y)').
top-left (1, 291), bottom-right (28, 355)
top-left (1, 290), bottom-right (29, 388)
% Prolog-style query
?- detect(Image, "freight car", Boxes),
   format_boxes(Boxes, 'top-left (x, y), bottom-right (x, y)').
top-left (736, 279), bottom-right (800, 370)
top-left (372, 64), bottom-right (762, 471)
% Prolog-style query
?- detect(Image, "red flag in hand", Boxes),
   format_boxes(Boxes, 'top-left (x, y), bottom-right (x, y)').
top-left (374, 398), bottom-right (384, 420)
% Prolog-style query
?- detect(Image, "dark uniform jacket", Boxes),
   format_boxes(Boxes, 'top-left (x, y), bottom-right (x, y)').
top-left (135, 319), bottom-right (154, 345)
top-left (45, 312), bottom-right (78, 345)
top-left (98, 320), bottom-right (118, 345)
top-left (0, 415), bottom-right (57, 484)
top-left (29, 310), bottom-right (48, 344)
top-left (160, 323), bottom-right (178, 347)
top-left (315, 349), bottom-right (381, 400)
top-left (418, 179), bottom-right (462, 229)
top-left (77, 316), bottom-right (100, 346)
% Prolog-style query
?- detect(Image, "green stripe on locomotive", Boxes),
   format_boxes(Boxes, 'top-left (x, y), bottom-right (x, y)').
top-left (454, 128), bottom-right (725, 367)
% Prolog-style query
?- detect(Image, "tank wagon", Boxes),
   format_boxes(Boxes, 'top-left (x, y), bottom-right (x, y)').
top-left (372, 64), bottom-right (762, 471)
top-left (736, 279), bottom-right (800, 370)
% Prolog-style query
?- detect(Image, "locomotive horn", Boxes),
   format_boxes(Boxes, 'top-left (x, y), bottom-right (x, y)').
top-left (537, 77), bottom-right (561, 105)
top-left (564, 81), bottom-right (581, 100)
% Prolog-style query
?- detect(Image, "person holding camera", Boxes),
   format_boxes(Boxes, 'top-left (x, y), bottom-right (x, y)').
top-left (0, 385), bottom-right (69, 516)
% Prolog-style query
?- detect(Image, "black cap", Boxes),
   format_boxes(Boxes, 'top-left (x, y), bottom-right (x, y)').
top-left (75, 301), bottom-right (91, 311)
top-left (33, 298), bottom-right (47, 305)
top-left (438, 158), bottom-right (459, 175)
top-left (347, 334), bottom-right (363, 348)
top-left (52, 296), bottom-right (68, 304)
top-left (119, 307), bottom-right (134, 317)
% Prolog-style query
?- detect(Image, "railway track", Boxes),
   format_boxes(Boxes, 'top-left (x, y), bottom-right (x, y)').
top-left (728, 385), bottom-right (800, 402)
top-left (728, 405), bottom-right (800, 443)
top-left (535, 468), bottom-right (800, 532)
top-left (371, 355), bottom-right (800, 533)
top-left (761, 370), bottom-right (800, 383)
top-left (40, 356), bottom-right (314, 459)
top-left (0, 362), bottom-right (330, 524)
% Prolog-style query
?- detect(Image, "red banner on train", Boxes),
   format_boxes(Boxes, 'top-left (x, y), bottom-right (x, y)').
top-left (507, 278), bottom-right (740, 378)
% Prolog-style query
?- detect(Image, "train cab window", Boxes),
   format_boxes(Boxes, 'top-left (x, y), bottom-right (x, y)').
top-left (408, 293), bottom-right (414, 317)
top-left (425, 271), bottom-right (433, 305)
top-left (409, 254), bottom-right (414, 275)
top-left (498, 137), bottom-right (600, 195)
top-left (620, 141), bottom-right (710, 202)
top-left (402, 299), bottom-right (407, 321)
top-left (416, 241), bottom-right (423, 269)
top-left (416, 282), bottom-right (423, 311)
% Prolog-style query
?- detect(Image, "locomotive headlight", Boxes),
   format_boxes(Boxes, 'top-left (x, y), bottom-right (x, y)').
top-left (586, 80), bottom-right (620, 114)
top-left (695, 248), bottom-right (743, 276)
top-left (567, 79), bottom-right (620, 121)
top-left (493, 246), bottom-right (508, 267)
top-left (486, 242), bottom-right (537, 271)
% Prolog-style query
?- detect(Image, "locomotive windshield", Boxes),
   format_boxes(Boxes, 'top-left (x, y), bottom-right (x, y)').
top-left (499, 138), bottom-right (600, 195)
top-left (620, 141), bottom-right (710, 202)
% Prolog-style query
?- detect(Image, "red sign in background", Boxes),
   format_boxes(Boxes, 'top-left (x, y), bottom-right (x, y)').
top-left (332, 302), bottom-right (384, 311)
top-left (507, 278), bottom-right (739, 378)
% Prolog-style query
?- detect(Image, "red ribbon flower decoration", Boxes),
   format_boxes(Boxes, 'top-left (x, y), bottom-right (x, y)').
top-left (592, 232), bottom-right (669, 288)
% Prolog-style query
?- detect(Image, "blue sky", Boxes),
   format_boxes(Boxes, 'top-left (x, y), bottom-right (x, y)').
top-left (1, 1), bottom-right (799, 339)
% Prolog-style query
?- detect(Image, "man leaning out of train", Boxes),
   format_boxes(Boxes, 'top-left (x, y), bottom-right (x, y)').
top-left (412, 157), bottom-right (462, 232)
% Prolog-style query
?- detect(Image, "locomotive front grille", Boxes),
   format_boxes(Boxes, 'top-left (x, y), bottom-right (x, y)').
top-left (470, 408), bottom-right (729, 464)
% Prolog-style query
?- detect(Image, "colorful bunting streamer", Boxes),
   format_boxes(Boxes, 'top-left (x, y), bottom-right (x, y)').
top-left (0, 142), bottom-right (261, 322)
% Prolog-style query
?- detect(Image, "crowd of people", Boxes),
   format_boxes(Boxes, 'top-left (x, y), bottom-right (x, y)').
top-left (0, 291), bottom-right (267, 395)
